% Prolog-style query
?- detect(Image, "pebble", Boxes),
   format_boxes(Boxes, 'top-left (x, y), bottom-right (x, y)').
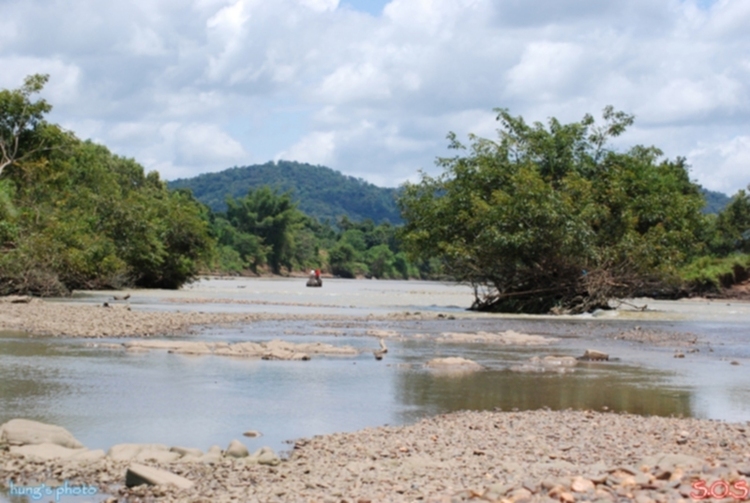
top-left (3, 409), bottom-right (749, 502)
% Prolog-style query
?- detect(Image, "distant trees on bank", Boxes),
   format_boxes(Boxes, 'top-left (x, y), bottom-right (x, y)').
top-left (398, 107), bottom-right (750, 313)
top-left (1, 75), bottom-right (747, 310)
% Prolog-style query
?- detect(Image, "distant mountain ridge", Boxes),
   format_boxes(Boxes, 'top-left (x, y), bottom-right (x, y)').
top-left (168, 160), bottom-right (402, 224)
top-left (701, 188), bottom-right (732, 214)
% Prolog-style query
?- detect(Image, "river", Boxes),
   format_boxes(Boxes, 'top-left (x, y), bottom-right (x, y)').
top-left (1, 278), bottom-right (749, 472)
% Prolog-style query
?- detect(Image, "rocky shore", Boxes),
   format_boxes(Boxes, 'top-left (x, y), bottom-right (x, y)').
top-left (0, 297), bottom-right (343, 338)
top-left (2, 410), bottom-right (749, 502)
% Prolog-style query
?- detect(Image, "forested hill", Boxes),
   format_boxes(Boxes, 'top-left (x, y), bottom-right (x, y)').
top-left (168, 161), bottom-right (402, 224)
top-left (702, 188), bottom-right (732, 214)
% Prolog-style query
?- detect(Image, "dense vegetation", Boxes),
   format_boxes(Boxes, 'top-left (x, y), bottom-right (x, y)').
top-left (399, 107), bottom-right (750, 313)
top-left (169, 161), bottom-right (402, 224)
top-left (0, 75), bottom-right (214, 295)
top-left (2, 75), bottom-right (747, 307)
top-left (209, 186), bottom-right (433, 280)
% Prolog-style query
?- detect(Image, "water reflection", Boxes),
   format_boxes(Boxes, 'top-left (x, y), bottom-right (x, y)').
top-left (1, 329), bottom-right (695, 457)
top-left (395, 367), bottom-right (693, 424)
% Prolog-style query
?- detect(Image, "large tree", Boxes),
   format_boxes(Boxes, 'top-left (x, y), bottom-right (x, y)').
top-left (398, 107), bottom-right (706, 313)
top-left (0, 74), bottom-right (57, 176)
top-left (0, 76), bottom-right (215, 294)
top-left (226, 187), bottom-right (304, 274)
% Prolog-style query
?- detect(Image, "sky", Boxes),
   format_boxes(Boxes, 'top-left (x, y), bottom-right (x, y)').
top-left (1, 0), bottom-right (749, 194)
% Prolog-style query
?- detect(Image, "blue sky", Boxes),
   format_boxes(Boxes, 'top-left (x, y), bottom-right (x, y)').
top-left (1, 0), bottom-right (749, 194)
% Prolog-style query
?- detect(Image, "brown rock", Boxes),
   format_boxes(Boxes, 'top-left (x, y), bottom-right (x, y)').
top-left (0, 419), bottom-right (84, 449)
top-left (571, 476), bottom-right (594, 493)
top-left (125, 462), bottom-right (194, 489)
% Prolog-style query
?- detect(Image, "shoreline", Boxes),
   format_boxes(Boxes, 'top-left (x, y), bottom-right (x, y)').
top-left (2, 410), bottom-right (749, 502)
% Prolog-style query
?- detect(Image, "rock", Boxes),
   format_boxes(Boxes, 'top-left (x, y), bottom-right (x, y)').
top-left (306, 277), bottom-right (322, 287)
top-left (510, 356), bottom-right (576, 374)
top-left (168, 342), bottom-right (214, 355)
top-left (71, 449), bottom-right (106, 462)
top-left (262, 349), bottom-right (310, 360)
top-left (579, 349), bottom-right (609, 361)
top-left (674, 352), bottom-right (685, 358)
top-left (253, 446), bottom-right (280, 466)
top-left (425, 357), bottom-right (483, 373)
top-left (108, 443), bottom-right (169, 461)
top-left (243, 430), bottom-right (262, 438)
top-left (125, 463), bottom-right (195, 489)
top-left (438, 330), bottom-right (555, 345)
top-left (225, 439), bottom-right (249, 458)
top-left (136, 450), bottom-right (181, 463)
top-left (639, 453), bottom-right (705, 472)
top-left (365, 329), bottom-right (399, 338)
top-left (170, 446), bottom-right (204, 458)
top-left (9, 443), bottom-right (87, 460)
top-left (541, 355), bottom-right (578, 367)
top-left (571, 476), bottom-right (595, 492)
top-left (0, 419), bottom-right (84, 449)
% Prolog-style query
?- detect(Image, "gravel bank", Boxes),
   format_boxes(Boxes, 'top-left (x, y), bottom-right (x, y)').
top-left (3, 410), bottom-right (749, 502)
top-left (0, 298), bottom-right (359, 338)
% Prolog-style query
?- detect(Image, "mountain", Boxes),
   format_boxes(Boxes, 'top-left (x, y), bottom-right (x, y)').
top-left (701, 188), bottom-right (731, 214)
top-left (168, 160), bottom-right (402, 224)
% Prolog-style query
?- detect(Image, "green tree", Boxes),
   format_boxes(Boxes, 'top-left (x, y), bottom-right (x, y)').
top-left (399, 107), bottom-right (705, 313)
top-left (0, 74), bottom-right (57, 176)
top-left (0, 76), bottom-right (215, 294)
top-left (226, 187), bottom-right (304, 273)
top-left (710, 187), bottom-right (750, 255)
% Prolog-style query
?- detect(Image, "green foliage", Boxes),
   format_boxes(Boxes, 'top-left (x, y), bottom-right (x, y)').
top-left (0, 74), bottom-right (54, 175)
top-left (168, 160), bottom-right (402, 224)
top-left (680, 254), bottom-right (750, 292)
top-left (226, 187), bottom-right (304, 274)
top-left (0, 76), bottom-right (214, 294)
top-left (399, 107), bottom-right (706, 313)
top-left (708, 188), bottom-right (750, 255)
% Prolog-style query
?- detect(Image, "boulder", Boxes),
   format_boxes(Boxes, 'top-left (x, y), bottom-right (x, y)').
top-left (225, 439), bottom-right (249, 458)
top-left (253, 446), bottom-right (280, 466)
top-left (243, 430), bottom-right (262, 438)
top-left (71, 449), bottom-right (106, 462)
top-left (579, 350), bottom-right (609, 361)
top-left (262, 349), bottom-right (310, 360)
top-left (306, 277), bottom-right (322, 287)
top-left (9, 443), bottom-right (87, 460)
top-left (125, 463), bottom-right (194, 489)
top-left (170, 446), bottom-right (204, 458)
top-left (108, 443), bottom-right (169, 461)
top-left (136, 450), bottom-right (181, 463)
top-left (168, 342), bottom-right (214, 355)
top-left (541, 355), bottom-right (578, 367)
top-left (0, 419), bottom-right (84, 449)
top-left (425, 357), bottom-right (483, 373)
top-left (639, 453), bottom-right (705, 472)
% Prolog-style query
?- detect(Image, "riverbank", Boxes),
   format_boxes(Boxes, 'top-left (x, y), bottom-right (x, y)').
top-left (2, 410), bottom-right (749, 502)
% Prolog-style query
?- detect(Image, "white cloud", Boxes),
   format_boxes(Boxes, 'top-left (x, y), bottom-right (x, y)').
top-left (688, 136), bottom-right (750, 194)
top-left (0, 0), bottom-right (749, 194)
top-left (279, 131), bottom-right (337, 167)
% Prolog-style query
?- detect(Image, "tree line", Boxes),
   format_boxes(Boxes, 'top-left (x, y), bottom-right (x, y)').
top-left (398, 107), bottom-right (750, 313)
top-left (0, 75), bottom-right (432, 296)
top-left (1, 75), bottom-right (747, 311)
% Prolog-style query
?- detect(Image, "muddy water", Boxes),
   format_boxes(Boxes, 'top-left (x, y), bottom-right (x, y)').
top-left (1, 278), bottom-right (749, 458)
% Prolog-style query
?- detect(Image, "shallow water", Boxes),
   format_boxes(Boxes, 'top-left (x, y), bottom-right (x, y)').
top-left (2, 278), bottom-right (750, 503)
top-left (0, 329), bottom-right (692, 454)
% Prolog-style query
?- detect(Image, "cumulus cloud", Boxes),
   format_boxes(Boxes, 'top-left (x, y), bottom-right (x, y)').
top-left (688, 136), bottom-right (750, 194)
top-left (0, 0), bottom-right (748, 194)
